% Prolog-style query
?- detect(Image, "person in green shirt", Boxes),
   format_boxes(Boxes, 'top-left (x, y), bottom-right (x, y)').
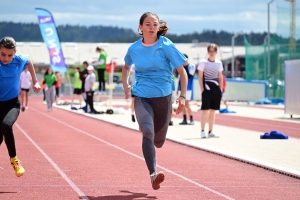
top-left (43, 67), bottom-right (57, 112)
top-left (95, 47), bottom-right (107, 93)
top-left (71, 67), bottom-right (83, 110)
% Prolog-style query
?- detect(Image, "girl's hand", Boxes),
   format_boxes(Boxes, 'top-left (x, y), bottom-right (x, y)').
top-left (176, 96), bottom-right (185, 114)
top-left (33, 82), bottom-right (41, 93)
top-left (124, 85), bottom-right (131, 99)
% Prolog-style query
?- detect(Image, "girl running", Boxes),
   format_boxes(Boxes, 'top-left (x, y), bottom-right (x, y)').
top-left (122, 12), bottom-right (188, 190)
top-left (0, 36), bottom-right (41, 177)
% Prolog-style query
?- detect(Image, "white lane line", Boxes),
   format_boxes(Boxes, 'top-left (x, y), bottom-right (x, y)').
top-left (15, 123), bottom-right (89, 200)
top-left (32, 108), bottom-right (234, 200)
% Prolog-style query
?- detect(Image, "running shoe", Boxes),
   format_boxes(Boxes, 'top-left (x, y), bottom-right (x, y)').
top-left (150, 171), bottom-right (165, 190)
top-left (10, 158), bottom-right (25, 177)
top-left (201, 131), bottom-right (206, 138)
top-left (21, 106), bottom-right (25, 112)
top-left (169, 121), bottom-right (173, 126)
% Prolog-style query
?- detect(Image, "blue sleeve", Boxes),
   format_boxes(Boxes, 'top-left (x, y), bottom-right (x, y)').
top-left (124, 48), bottom-right (133, 66)
top-left (164, 40), bottom-right (187, 69)
top-left (19, 55), bottom-right (29, 71)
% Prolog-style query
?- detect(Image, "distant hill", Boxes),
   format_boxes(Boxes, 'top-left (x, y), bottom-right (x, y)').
top-left (0, 22), bottom-right (269, 45)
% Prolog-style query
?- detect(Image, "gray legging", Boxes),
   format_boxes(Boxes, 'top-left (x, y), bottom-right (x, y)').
top-left (45, 86), bottom-right (55, 109)
top-left (134, 94), bottom-right (172, 175)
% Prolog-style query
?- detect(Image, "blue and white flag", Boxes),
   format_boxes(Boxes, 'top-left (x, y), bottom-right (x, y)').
top-left (35, 8), bottom-right (67, 72)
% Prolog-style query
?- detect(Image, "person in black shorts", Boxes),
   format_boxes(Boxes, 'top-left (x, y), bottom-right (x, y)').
top-left (197, 43), bottom-right (223, 138)
top-left (70, 67), bottom-right (83, 110)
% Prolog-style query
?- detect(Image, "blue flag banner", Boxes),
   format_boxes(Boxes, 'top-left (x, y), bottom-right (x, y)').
top-left (35, 8), bottom-right (67, 72)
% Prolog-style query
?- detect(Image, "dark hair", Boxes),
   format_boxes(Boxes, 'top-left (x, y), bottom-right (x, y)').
top-left (82, 61), bottom-right (89, 66)
top-left (183, 54), bottom-right (188, 59)
top-left (76, 67), bottom-right (80, 71)
top-left (0, 36), bottom-right (16, 49)
top-left (96, 47), bottom-right (103, 52)
top-left (138, 12), bottom-right (170, 36)
top-left (44, 67), bottom-right (53, 76)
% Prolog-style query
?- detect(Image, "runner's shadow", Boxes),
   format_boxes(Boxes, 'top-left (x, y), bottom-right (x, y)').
top-left (79, 190), bottom-right (157, 200)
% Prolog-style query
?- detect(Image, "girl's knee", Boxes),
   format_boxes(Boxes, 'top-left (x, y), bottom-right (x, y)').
top-left (154, 140), bottom-right (165, 148)
top-left (1, 122), bottom-right (12, 133)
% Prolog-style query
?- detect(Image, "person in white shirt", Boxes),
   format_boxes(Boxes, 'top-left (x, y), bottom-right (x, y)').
top-left (20, 68), bottom-right (32, 111)
top-left (197, 43), bottom-right (223, 138)
top-left (85, 65), bottom-right (100, 114)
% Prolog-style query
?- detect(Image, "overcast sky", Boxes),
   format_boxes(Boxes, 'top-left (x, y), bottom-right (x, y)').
top-left (0, 0), bottom-right (295, 35)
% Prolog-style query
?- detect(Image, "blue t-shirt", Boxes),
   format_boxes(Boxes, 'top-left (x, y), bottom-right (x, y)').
top-left (124, 36), bottom-right (186, 98)
top-left (0, 55), bottom-right (28, 101)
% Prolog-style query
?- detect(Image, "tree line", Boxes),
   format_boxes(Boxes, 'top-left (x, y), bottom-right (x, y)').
top-left (1, 21), bottom-right (271, 45)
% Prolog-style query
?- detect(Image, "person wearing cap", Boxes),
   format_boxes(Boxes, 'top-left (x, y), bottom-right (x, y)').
top-left (85, 65), bottom-right (100, 114)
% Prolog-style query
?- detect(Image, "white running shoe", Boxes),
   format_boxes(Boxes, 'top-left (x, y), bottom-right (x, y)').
top-left (201, 131), bottom-right (206, 138)
top-left (150, 171), bottom-right (165, 190)
top-left (208, 132), bottom-right (218, 138)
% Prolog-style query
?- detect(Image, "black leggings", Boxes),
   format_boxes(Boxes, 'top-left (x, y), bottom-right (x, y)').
top-left (0, 97), bottom-right (20, 158)
top-left (86, 91), bottom-right (95, 112)
top-left (97, 68), bottom-right (106, 91)
top-left (134, 94), bottom-right (172, 175)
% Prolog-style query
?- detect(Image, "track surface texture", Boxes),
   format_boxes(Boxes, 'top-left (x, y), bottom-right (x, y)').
top-left (0, 97), bottom-right (299, 200)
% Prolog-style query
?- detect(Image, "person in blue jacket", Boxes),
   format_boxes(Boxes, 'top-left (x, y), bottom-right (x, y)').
top-left (0, 37), bottom-right (41, 177)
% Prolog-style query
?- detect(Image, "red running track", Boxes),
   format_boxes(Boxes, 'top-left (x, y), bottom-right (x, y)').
top-left (0, 97), bottom-right (299, 200)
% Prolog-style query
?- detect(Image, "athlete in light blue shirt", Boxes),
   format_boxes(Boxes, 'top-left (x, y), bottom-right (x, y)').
top-left (122, 12), bottom-right (188, 190)
top-left (124, 36), bottom-right (187, 98)
top-left (0, 55), bottom-right (28, 101)
top-left (0, 36), bottom-right (41, 177)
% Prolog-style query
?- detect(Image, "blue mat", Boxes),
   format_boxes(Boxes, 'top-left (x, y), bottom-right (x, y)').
top-left (260, 130), bottom-right (289, 139)
top-left (219, 108), bottom-right (236, 114)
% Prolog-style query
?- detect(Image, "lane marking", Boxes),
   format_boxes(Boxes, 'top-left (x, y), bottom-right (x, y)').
top-left (15, 123), bottom-right (89, 200)
top-left (31, 108), bottom-right (234, 200)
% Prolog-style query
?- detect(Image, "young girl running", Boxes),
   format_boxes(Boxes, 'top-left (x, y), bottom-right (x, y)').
top-left (122, 12), bottom-right (188, 190)
top-left (0, 36), bottom-right (41, 177)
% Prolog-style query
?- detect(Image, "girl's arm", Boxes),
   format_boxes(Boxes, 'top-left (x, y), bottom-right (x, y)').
top-left (175, 65), bottom-right (188, 114)
top-left (26, 59), bottom-right (41, 93)
top-left (218, 71), bottom-right (223, 91)
top-left (122, 64), bottom-right (131, 99)
top-left (198, 70), bottom-right (204, 92)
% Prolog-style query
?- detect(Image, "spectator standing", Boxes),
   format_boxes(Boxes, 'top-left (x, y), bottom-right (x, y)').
top-left (197, 43), bottom-right (223, 138)
top-left (71, 67), bottom-right (83, 110)
top-left (95, 47), bottom-right (107, 93)
top-left (177, 54), bottom-right (196, 125)
top-left (85, 65), bottom-right (100, 114)
top-left (20, 68), bottom-right (32, 111)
